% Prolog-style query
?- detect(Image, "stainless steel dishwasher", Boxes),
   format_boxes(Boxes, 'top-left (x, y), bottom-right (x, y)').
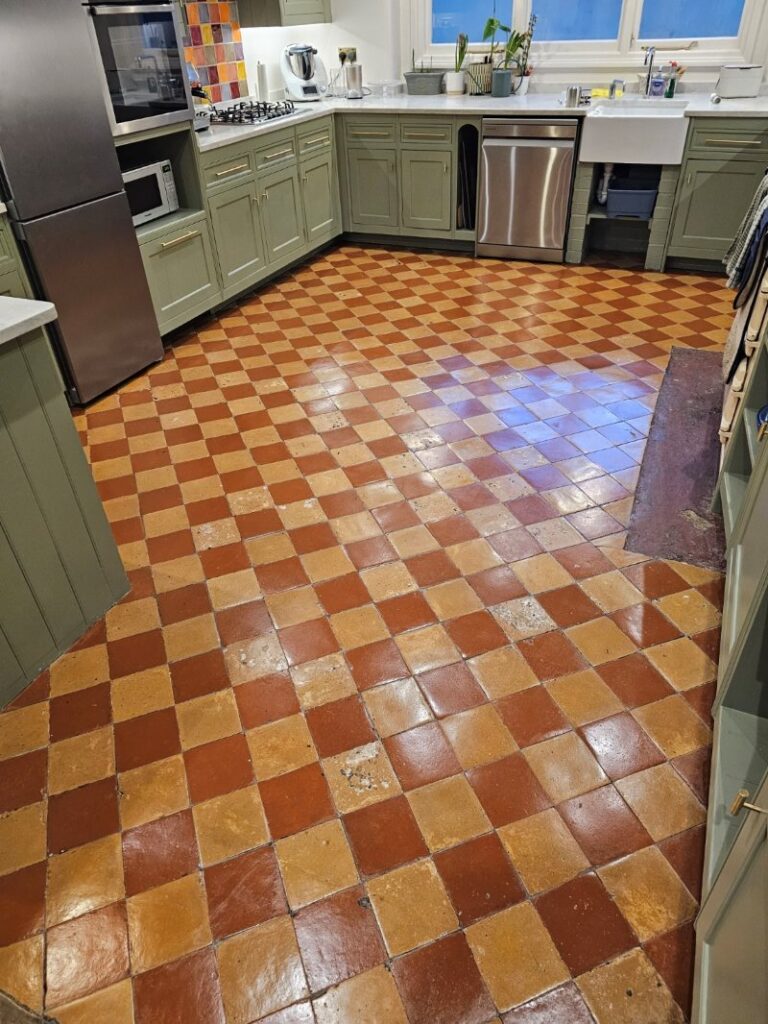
top-left (476, 118), bottom-right (579, 262)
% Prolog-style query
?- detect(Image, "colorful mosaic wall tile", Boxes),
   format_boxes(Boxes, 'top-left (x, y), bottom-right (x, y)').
top-left (182, 2), bottom-right (248, 104)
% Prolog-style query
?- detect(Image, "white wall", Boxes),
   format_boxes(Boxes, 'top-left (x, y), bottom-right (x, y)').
top-left (241, 0), bottom-right (401, 99)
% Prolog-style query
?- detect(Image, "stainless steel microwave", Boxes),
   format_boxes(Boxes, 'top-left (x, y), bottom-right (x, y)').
top-left (122, 159), bottom-right (180, 225)
top-left (85, 2), bottom-right (194, 137)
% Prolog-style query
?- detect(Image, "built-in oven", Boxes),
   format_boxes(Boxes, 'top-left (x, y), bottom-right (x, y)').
top-left (85, 2), bottom-right (194, 137)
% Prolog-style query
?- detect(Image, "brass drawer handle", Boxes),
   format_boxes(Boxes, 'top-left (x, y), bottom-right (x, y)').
top-left (303, 134), bottom-right (329, 146)
top-left (263, 147), bottom-right (294, 161)
top-left (704, 138), bottom-right (763, 146)
top-left (160, 230), bottom-right (199, 249)
top-left (214, 161), bottom-right (249, 177)
top-left (404, 131), bottom-right (446, 139)
top-left (349, 130), bottom-right (391, 137)
top-left (730, 789), bottom-right (768, 816)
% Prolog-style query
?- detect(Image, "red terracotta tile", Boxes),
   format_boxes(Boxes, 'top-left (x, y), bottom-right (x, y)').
top-left (378, 592), bottom-right (437, 634)
top-left (279, 618), bottom-right (339, 666)
top-left (659, 824), bottom-right (706, 901)
top-left (205, 846), bottom-right (286, 939)
top-left (290, 523), bottom-right (337, 554)
top-left (535, 873), bottom-right (636, 975)
top-left (692, 626), bottom-right (721, 664)
top-left (0, 748), bottom-right (47, 814)
top-left (295, 885), bottom-right (386, 993)
top-left (237, 508), bottom-right (284, 539)
top-left (580, 712), bottom-right (665, 780)
top-left (683, 682), bottom-right (716, 724)
top-left (235, 672), bottom-right (300, 729)
top-left (146, 530), bottom-right (196, 564)
top-left (501, 983), bottom-right (595, 1024)
top-left (0, 862), bottom-right (46, 945)
top-left (319, 491), bottom-right (366, 519)
top-left (623, 562), bottom-right (689, 599)
top-left (46, 902), bottom-right (130, 1007)
top-left (115, 708), bottom-right (181, 772)
top-left (315, 574), bottom-right (372, 615)
top-left (184, 733), bottom-right (253, 804)
top-left (446, 611), bottom-right (508, 658)
top-left (417, 663), bottom-right (487, 718)
top-left (133, 948), bottom-right (225, 1024)
top-left (507, 495), bottom-right (559, 526)
top-left (518, 631), bottom-right (585, 681)
top-left (255, 557), bottom-right (310, 595)
top-left (157, 584), bottom-right (212, 626)
top-left (346, 535), bottom-right (398, 569)
top-left (372, 501), bottom-right (420, 533)
top-left (558, 785), bottom-right (652, 866)
top-left (259, 762), bottom-right (334, 840)
top-left (122, 809), bottom-right (199, 896)
top-left (611, 603), bottom-right (682, 647)
top-left (392, 931), bottom-right (496, 1024)
top-left (221, 466), bottom-right (264, 491)
top-left (49, 683), bottom-right (112, 743)
top-left (489, 528), bottom-right (543, 562)
top-left (537, 586), bottom-right (602, 628)
top-left (645, 922), bottom-right (695, 1019)
top-left (467, 753), bottom-right (551, 827)
top-left (429, 515), bottom-right (480, 547)
top-left (135, 484), bottom-right (179, 516)
top-left (468, 566), bottom-right (526, 605)
top-left (553, 543), bottom-right (616, 581)
top-left (306, 696), bottom-right (376, 758)
top-left (347, 639), bottom-right (409, 690)
top-left (199, 543), bottom-right (251, 578)
top-left (47, 777), bottom-right (120, 854)
top-left (673, 746), bottom-right (711, 805)
top-left (598, 652), bottom-right (673, 707)
top-left (108, 629), bottom-right (167, 679)
top-left (406, 551), bottom-right (461, 587)
top-left (212, 583), bottom-right (268, 635)
top-left (6, 669), bottom-right (50, 710)
top-left (497, 688), bottom-right (570, 748)
top-left (171, 649), bottom-right (231, 702)
top-left (344, 795), bottom-right (428, 877)
top-left (186, 497), bottom-right (231, 527)
top-left (384, 722), bottom-right (461, 791)
top-left (434, 833), bottom-right (524, 926)
top-left (270, 479), bottom-right (313, 504)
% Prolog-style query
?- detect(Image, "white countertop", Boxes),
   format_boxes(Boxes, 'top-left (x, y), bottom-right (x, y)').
top-left (0, 296), bottom-right (56, 347)
top-left (196, 91), bottom-right (768, 153)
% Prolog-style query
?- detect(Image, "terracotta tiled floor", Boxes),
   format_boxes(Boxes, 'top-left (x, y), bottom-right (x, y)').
top-left (0, 248), bottom-right (729, 1023)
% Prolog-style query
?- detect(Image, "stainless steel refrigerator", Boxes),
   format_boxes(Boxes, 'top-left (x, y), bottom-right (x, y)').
top-left (0, 0), bottom-right (163, 404)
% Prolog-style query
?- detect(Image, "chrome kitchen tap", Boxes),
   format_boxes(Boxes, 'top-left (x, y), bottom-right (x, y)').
top-left (643, 46), bottom-right (656, 95)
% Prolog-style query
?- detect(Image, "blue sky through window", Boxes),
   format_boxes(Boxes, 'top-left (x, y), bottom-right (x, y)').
top-left (639, 0), bottom-right (745, 38)
top-left (531, 0), bottom-right (623, 41)
top-left (432, 0), bottom-right (493, 44)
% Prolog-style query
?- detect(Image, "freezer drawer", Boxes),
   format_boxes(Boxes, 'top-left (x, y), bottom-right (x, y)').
top-left (21, 192), bottom-right (163, 403)
top-left (477, 134), bottom-right (576, 261)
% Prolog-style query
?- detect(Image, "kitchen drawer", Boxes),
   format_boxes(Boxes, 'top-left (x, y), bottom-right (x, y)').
top-left (201, 148), bottom-right (255, 192)
top-left (0, 216), bottom-right (18, 275)
top-left (254, 129), bottom-right (298, 172)
top-left (400, 119), bottom-right (454, 145)
top-left (0, 268), bottom-right (28, 300)
top-left (344, 120), bottom-right (397, 145)
top-left (689, 119), bottom-right (768, 158)
top-left (298, 120), bottom-right (334, 159)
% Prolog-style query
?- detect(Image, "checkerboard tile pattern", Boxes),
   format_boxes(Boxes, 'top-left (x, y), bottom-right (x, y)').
top-left (0, 248), bottom-right (729, 1023)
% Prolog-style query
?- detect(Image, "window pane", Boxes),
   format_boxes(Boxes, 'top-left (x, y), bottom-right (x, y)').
top-left (639, 0), bottom-right (745, 39)
top-left (432, 0), bottom-right (495, 44)
top-left (530, 0), bottom-right (623, 41)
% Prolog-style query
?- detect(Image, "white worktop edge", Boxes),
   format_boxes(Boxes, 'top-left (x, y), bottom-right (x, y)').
top-left (0, 296), bottom-right (57, 347)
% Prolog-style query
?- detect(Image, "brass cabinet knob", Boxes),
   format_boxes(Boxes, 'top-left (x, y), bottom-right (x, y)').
top-left (729, 789), bottom-right (768, 816)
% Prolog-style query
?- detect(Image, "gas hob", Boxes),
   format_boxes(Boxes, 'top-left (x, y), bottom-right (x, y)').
top-left (209, 100), bottom-right (297, 125)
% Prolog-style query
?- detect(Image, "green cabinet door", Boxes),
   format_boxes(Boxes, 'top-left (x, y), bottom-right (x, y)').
top-left (140, 215), bottom-right (220, 334)
top-left (0, 268), bottom-right (28, 299)
top-left (346, 147), bottom-right (399, 231)
top-left (401, 148), bottom-right (452, 233)
top-left (301, 150), bottom-right (340, 246)
top-left (668, 158), bottom-right (765, 261)
top-left (259, 165), bottom-right (306, 265)
top-left (280, 0), bottom-right (330, 24)
top-left (209, 179), bottom-right (267, 300)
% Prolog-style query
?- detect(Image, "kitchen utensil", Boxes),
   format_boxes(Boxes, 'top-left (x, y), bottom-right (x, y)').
top-left (344, 63), bottom-right (364, 99)
top-left (281, 43), bottom-right (328, 102)
top-left (715, 64), bottom-right (763, 99)
top-left (564, 84), bottom-right (580, 107)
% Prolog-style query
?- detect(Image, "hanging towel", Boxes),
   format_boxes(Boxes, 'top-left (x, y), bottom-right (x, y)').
top-left (725, 173), bottom-right (768, 286)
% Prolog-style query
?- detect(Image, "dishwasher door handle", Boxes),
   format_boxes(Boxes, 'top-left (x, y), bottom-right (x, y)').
top-left (481, 138), bottom-right (575, 151)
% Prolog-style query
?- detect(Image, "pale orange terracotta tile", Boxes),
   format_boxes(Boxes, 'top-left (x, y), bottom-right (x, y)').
top-left (331, 605), bottom-right (390, 650)
top-left (313, 965), bottom-right (409, 1024)
top-left (0, 703), bottom-right (49, 761)
top-left (491, 597), bottom-right (557, 642)
top-left (578, 948), bottom-right (685, 1024)
top-left (119, 755), bottom-right (189, 830)
top-left (616, 763), bottom-right (705, 841)
top-left (632, 695), bottom-right (711, 758)
top-left (176, 689), bottom-right (241, 750)
top-left (547, 669), bottom-right (623, 726)
top-left (163, 613), bottom-right (219, 663)
top-left (225, 634), bottom-right (287, 684)
top-left (276, 819), bottom-right (359, 909)
top-left (49, 646), bottom-right (110, 697)
top-left (645, 637), bottom-right (716, 691)
top-left (0, 802), bottom-right (46, 876)
top-left (396, 624), bottom-right (461, 675)
top-left (144, 506), bottom-right (190, 540)
top-left (390, 525), bottom-right (440, 558)
top-left (279, 499), bottom-right (327, 530)
top-left (111, 666), bottom-right (174, 722)
top-left (105, 597), bottom-right (161, 641)
top-left (47, 835), bottom-right (124, 927)
top-left (151, 554), bottom-right (205, 594)
top-left (301, 547), bottom-right (356, 582)
top-left (599, 846), bottom-right (697, 941)
top-left (500, 809), bottom-right (590, 895)
top-left (192, 786), bottom-right (269, 866)
top-left (208, 569), bottom-right (262, 610)
top-left (581, 572), bottom-right (644, 612)
top-left (513, 554), bottom-right (574, 594)
top-left (53, 979), bottom-right (134, 1024)
top-left (247, 714), bottom-right (317, 780)
top-left (48, 727), bottom-right (115, 795)
top-left (127, 873), bottom-right (211, 972)
top-left (655, 589), bottom-right (721, 634)
top-left (333, 511), bottom-right (382, 545)
top-left (425, 579), bottom-right (483, 620)
top-left (218, 916), bottom-right (308, 1023)
top-left (361, 562), bottom-right (417, 601)
top-left (324, 741), bottom-right (401, 814)
top-left (469, 645), bottom-right (539, 699)
top-left (363, 678), bottom-right (432, 738)
top-left (567, 617), bottom-right (637, 665)
top-left (406, 774), bottom-right (491, 852)
top-left (466, 903), bottom-right (569, 1012)
top-left (366, 859), bottom-right (458, 956)
top-left (266, 586), bottom-right (324, 628)
top-left (523, 732), bottom-right (607, 803)
top-left (0, 935), bottom-right (44, 1012)
top-left (291, 652), bottom-right (357, 709)
top-left (441, 705), bottom-right (518, 769)
top-left (666, 560), bottom-right (720, 587)
top-left (447, 538), bottom-right (503, 574)
top-left (246, 533), bottom-right (296, 566)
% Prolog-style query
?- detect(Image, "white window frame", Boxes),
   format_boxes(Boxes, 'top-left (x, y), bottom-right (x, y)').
top-left (404, 0), bottom-right (768, 80)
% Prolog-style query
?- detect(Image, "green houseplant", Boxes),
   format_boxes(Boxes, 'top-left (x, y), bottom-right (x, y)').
top-left (404, 49), bottom-right (444, 95)
top-left (445, 32), bottom-right (468, 95)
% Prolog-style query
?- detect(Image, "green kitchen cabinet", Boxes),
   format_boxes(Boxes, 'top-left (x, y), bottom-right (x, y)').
top-left (300, 149), bottom-right (340, 245)
top-left (667, 157), bottom-right (766, 262)
top-left (401, 148), bottom-right (453, 234)
top-left (208, 179), bottom-right (267, 300)
top-left (258, 164), bottom-right (306, 265)
top-left (0, 269), bottom-right (28, 300)
top-left (346, 147), bottom-right (400, 231)
top-left (238, 0), bottom-right (330, 27)
top-left (138, 211), bottom-right (221, 334)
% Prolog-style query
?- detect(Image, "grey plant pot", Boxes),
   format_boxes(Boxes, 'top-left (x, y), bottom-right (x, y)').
top-left (491, 69), bottom-right (513, 98)
top-left (404, 71), bottom-right (444, 95)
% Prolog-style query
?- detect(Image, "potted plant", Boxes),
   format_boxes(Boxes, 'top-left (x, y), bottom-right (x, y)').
top-left (512, 14), bottom-right (537, 95)
top-left (404, 50), bottom-right (445, 95)
top-left (445, 32), bottom-right (468, 95)
top-left (487, 21), bottom-right (526, 97)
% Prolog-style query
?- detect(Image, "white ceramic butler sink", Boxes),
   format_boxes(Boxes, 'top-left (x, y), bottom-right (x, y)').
top-left (580, 98), bottom-right (690, 165)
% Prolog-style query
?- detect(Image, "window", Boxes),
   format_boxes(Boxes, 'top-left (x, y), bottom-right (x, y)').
top-left (531, 0), bottom-right (623, 42)
top-left (432, 0), bottom-right (488, 44)
top-left (639, 0), bottom-right (746, 40)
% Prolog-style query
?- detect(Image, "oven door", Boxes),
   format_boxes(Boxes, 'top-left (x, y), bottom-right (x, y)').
top-left (87, 3), bottom-right (193, 136)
